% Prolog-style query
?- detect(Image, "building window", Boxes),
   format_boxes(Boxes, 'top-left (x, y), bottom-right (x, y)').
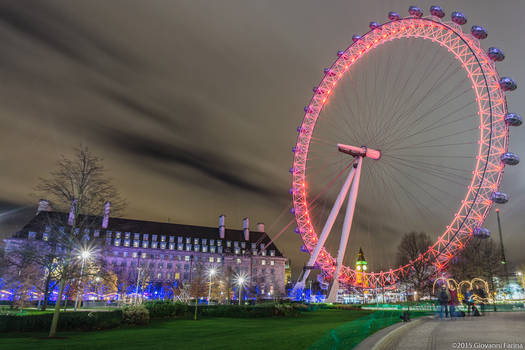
top-left (169, 236), bottom-right (175, 242)
top-left (167, 263), bottom-right (173, 269)
top-left (177, 244), bottom-right (183, 251)
top-left (42, 233), bottom-right (49, 241)
top-left (94, 230), bottom-right (100, 237)
top-left (186, 237), bottom-right (191, 244)
top-left (28, 231), bottom-right (36, 239)
top-left (123, 251), bottom-right (128, 257)
top-left (209, 257), bottom-right (214, 263)
top-left (169, 243), bottom-right (175, 250)
top-left (241, 242), bottom-right (246, 249)
top-left (227, 241), bottom-right (231, 248)
top-left (161, 235), bottom-right (166, 242)
top-left (160, 242), bottom-right (166, 249)
top-left (234, 248), bottom-right (240, 255)
top-left (115, 232), bottom-right (121, 239)
top-left (252, 249), bottom-right (257, 256)
top-left (113, 251), bottom-right (119, 256)
top-left (262, 250), bottom-right (267, 256)
top-left (132, 252), bottom-right (138, 258)
top-left (178, 236), bottom-right (183, 243)
top-left (202, 246), bottom-right (207, 253)
top-left (210, 239), bottom-right (215, 246)
top-left (125, 232), bottom-right (131, 239)
top-left (143, 233), bottom-right (149, 240)
top-left (166, 273), bottom-right (171, 280)
top-left (202, 239), bottom-right (207, 245)
top-left (114, 239), bottom-right (120, 247)
top-left (158, 263), bottom-right (163, 269)
top-left (270, 250), bottom-right (275, 257)
top-left (185, 256), bottom-right (190, 262)
top-left (194, 245), bottom-right (200, 252)
top-left (194, 238), bottom-right (199, 245)
top-left (157, 273), bottom-right (162, 279)
top-left (216, 257), bottom-right (222, 263)
top-left (217, 240), bottom-right (222, 247)
top-left (234, 241), bottom-right (239, 247)
top-left (141, 252), bottom-right (147, 259)
top-left (236, 258), bottom-right (241, 264)
top-left (270, 260), bottom-right (274, 266)
top-left (175, 272), bottom-right (180, 280)
top-left (142, 241), bottom-right (148, 249)
top-left (218, 247), bottom-right (223, 254)
top-left (261, 260), bottom-right (266, 265)
top-left (133, 240), bottom-right (139, 248)
top-left (151, 242), bottom-right (158, 249)
top-left (186, 244), bottom-right (192, 251)
top-left (124, 239), bottom-right (130, 247)
top-left (152, 234), bottom-right (158, 241)
top-left (210, 246), bottom-right (216, 253)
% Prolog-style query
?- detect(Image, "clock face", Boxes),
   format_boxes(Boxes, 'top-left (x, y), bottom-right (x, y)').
top-left (363, 265), bottom-right (367, 271)
top-left (356, 265), bottom-right (361, 271)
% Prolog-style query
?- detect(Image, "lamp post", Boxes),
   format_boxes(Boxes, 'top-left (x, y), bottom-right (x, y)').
top-left (208, 268), bottom-right (216, 303)
top-left (134, 251), bottom-right (143, 305)
top-left (236, 275), bottom-right (246, 305)
top-left (74, 250), bottom-right (91, 311)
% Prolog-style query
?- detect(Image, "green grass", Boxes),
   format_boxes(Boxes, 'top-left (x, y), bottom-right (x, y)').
top-left (0, 309), bottom-right (376, 350)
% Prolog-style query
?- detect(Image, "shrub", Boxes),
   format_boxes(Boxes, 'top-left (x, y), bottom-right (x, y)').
top-left (0, 310), bottom-right (123, 332)
top-left (143, 300), bottom-right (187, 318)
top-left (122, 305), bottom-right (150, 325)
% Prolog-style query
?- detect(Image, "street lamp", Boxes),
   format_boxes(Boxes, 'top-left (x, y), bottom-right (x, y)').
top-left (134, 251), bottom-right (143, 305)
top-left (74, 249), bottom-right (92, 311)
top-left (235, 274), bottom-right (247, 305)
top-left (208, 268), bottom-right (217, 303)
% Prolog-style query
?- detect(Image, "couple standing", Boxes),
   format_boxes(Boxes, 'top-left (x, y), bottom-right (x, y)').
top-left (437, 284), bottom-right (459, 320)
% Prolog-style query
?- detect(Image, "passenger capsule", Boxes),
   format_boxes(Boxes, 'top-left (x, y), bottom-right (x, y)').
top-left (505, 113), bottom-right (522, 127)
top-left (488, 47), bottom-right (505, 62)
top-left (491, 191), bottom-right (509, 204)
top-left (297, 126), bottom-right (303, 132)
top-left (292, 146), bottom-right (297, 153)
top-left (289, 188), bottom-right (295, 194)
top-left (408, 6), bottom-right (423, 17)
top-left (500, 77), bottom-right (517, 91)
top-left (337, 50), bottom-right (346, 57)
top-left (352, 34), bottom-right (361, 42)
top-left (501, 152), bottom-right (520, 166)
top-left (451, 11), bottom-right (467, 25)
top-left (324, 68), bottom-right (335, 76)
top-left (473, 227), bottom-right (490, 239)
top-left (294, 227), bottom-right (301, 234)
top-left (429, 5), bottom-right (445, 18)
top-left (304, 106), bottom-right (313, 113)
top-left (300, 245), bottom-right (309, 253)
top-left (289, 167), bottom-right (295, 174)
top-left (471, 25), bottom-right (488, 39)
top-left (369, 21), bottom-right (380, 29)
top-left (388, 11), bottom-right (401, 21)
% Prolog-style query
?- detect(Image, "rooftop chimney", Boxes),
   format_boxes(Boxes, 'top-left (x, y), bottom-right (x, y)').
top-left (243, 217), bottom-right (249, 241)
top-left (37, 199), bottom-right (52, 213)
top-left (67, 199), bottom-right (77, 226)
top-left (102, 201), bottom-right (111, 229)
top-left (219, 215), bottom-right (225, 239)
top-left (256, 222), bottom-right (265, 232)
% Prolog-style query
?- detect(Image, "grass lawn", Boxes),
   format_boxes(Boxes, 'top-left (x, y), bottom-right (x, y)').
top-left (0, 309), bottom-right (377, 350)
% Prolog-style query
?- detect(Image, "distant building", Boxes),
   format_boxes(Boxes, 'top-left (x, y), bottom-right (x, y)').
top-left (4, 203), bottom-right (287, 300)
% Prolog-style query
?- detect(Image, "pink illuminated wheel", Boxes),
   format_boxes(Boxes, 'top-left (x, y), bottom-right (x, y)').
top-left (291, 6), bottom-right (520, 291)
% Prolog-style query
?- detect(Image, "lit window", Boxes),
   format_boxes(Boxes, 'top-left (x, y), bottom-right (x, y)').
top-left (210, 239), bottom-right (215, 245)
top-left (125, 232), bottom-right (131, 239)
top-left (227, 241), bottom-right (231, 248)
top-left (151, 242), bottom-right (158, 249)
top-left (167, 273), bottom-right (171, 279)
top-left (194, 245), bottom-right (200, 252)
top-left (217, 241), bottom-right (222, 247)
top-left (185, 256), bottom-right (190, 262)
top-left (210, 247), bottom-right (216, 253)
top-left (161, 235), bottom-right (166, 242)
top-left (152, 235), bottom-right (157, 241)
top-left (202, 239), bottom-right (207, 245)
top-left (132, 252), bottom-right (138, 258)
top-left (175, 272), bottom-right (180, 280)
top-left (178, 244), bottom-right (183, 251)
top-left (186, 237), bottom-right (191, 244)
top-left (114, 239), bottom-right (120, 247)
top-left (234, 248), bottom-right (240, 255)
top-left (241, 242), bottom-right (246, 249)
top-left (194, 238), bottom-right (199, 245)
top-left (157, 273), bottom-right (162, 279)
top-left (261, 260), bottom-right (266, 266)
top-left (186, 244), bottom-right (192, 251)
top-left (141, 252), bottom-right (147, 259)
top-left (142, 241), bottom-right (148, 249)
top-left (123, 251), bottom-right (128, 257)
top-left (270, 250), bottom-right (275, 257)
top-left (236, 258), bottom-right (241, 264)
top-left (161, 242), bottom-right (166, 249)
top-left (209, 257), bottom-right (214, 263)
top-left (217, 257), bottom-right (222, 263)
top-left (133, 240), bottom-right (139, 248)
top-left (115, 232), bottom-right (121, 239)
top-left (143, 233), bottom-right (149, 240)
top-left (169, 236), bottom-right (175, 242)
top-left (270, 260), bottom-right (274, 266)
top-left (234, 241), bottom-right (239, 247)
top-left (124, 239), bottom-right (130, 247)
top-left (28, 231), bottom-right (36, 239)
top-left (42, 233), bottom-right (49, 241)
top-left (169, 243), bottom-right (175, 250)
top-left (262, 250), bottom-right (267, 256)
top-left (202, 246), bottom-right (207, 253)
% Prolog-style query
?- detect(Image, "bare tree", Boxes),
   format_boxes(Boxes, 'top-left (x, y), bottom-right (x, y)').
top-left (396, 231), bottom-right (434, 297)
top-left (10, 146), bottom-right (125, 337)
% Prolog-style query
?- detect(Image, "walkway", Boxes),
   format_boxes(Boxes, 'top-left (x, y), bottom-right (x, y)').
top-left (357, 312), bottom-right (525, 350)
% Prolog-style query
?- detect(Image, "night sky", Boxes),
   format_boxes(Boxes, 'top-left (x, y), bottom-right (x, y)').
top-left (0, 0), bottom-right (524, 276)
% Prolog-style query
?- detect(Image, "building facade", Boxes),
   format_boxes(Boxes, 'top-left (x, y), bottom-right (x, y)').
top-left (5, 204), bottom-right (287, 300)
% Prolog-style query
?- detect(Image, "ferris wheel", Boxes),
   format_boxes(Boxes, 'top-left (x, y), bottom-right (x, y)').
top-left (290, 6), bottom-right (520, 301)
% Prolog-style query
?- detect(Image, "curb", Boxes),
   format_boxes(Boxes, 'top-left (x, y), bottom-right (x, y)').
top-left (354, 316), bottom-right (430, 350)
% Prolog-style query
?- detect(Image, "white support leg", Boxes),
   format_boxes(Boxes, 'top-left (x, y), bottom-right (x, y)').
top-left (326, 157), bottom-right (363, 303)
top-left (293, 164), bottom-right (357, 292)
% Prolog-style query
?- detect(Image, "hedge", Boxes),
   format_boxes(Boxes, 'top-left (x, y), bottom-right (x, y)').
top-left (143, 301), bottom-right (301, 319)
top-left (0, 310), bottom-right (123, 332)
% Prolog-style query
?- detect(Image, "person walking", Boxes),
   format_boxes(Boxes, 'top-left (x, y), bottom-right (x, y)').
top-left (438, 284), bottom-right (450, 320)
top-left (475, 286), bottom-right (487, 315)
top-left (464, 287), bottom-right (474, 316)
top-left (448, 286), bottom-right (459, 320)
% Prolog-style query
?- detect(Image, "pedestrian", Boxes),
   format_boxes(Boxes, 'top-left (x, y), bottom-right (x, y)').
top-left (437, 284), bottom-right (450, 320)
top-left (464, 287), bottom-right (474, 316)
top-left (448, 286), bottom-right (459, 320)
top-left (475, 286), bottom-right (487, 315)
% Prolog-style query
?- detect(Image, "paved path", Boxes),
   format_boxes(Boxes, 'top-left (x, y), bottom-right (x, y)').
top-left (358, 312), bottom-right (525, 350)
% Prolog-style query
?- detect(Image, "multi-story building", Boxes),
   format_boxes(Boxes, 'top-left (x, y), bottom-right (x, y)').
top-left (5, 201), bottom-right (287, 299)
